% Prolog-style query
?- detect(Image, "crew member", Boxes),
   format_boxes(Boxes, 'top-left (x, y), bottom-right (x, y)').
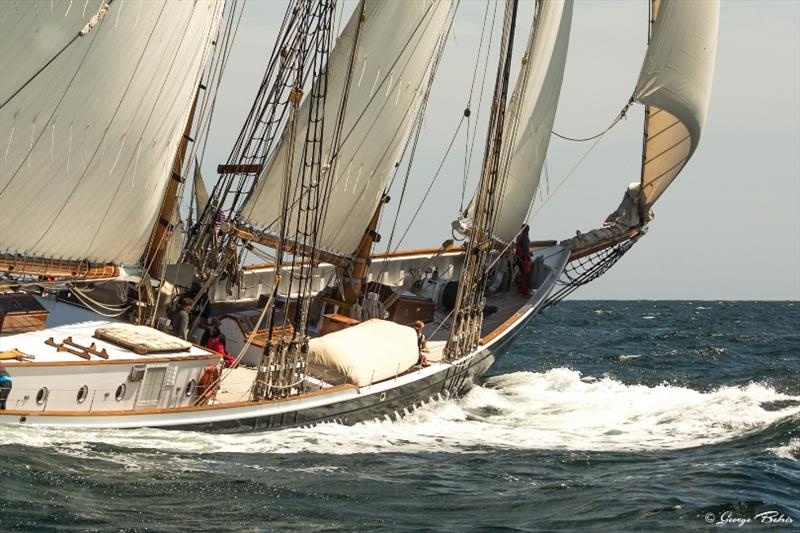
top-left (515, 224), bottom-right (532, 295)
top-left (203, 319), bottom-right (236, 368)
top-left (172, 297), bottom-right (192, 340)
top-left (414, 321), bottom-right (429, 367)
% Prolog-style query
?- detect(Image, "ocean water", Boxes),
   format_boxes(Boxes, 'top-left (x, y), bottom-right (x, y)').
top-left (1, 301), bottom-right (798, 531)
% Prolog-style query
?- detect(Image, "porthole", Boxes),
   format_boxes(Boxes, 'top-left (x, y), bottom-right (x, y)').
top-left (35, 387), bottom-right (49, 405)
top-left (115, 383), bottom-right (127, 401)
top-left (76, 385), bottom-right (89, 404)
top-left (379, 392), bottom-right (387, 402)
top-left (184, 379), bottom-right (196, 397)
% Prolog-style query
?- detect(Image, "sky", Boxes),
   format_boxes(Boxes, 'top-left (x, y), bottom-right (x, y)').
top-left (198, 0), bottom-right (800, 300)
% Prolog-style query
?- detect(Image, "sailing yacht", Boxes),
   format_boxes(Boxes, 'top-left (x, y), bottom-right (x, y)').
top-left (0, 0), bottom-right (718, 432)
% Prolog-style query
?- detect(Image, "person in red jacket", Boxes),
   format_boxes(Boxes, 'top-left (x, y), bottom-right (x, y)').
top-left (203, 319), bottom-right (237, 368)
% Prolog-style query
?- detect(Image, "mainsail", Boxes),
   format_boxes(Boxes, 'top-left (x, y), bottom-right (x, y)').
top-left (468, 0), bottom-right (573, 244)
top-left (240, 0), bottom-right (453, 258)
top-left (634, 0), bottom-right (719, 209)
top-left (0, 0), bottom-right (223, 266)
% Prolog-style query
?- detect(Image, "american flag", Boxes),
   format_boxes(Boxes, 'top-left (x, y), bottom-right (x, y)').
top-left (213, 210), bottom-right (229, 234)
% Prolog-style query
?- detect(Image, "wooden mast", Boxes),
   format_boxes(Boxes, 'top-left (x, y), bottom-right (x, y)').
top-left (142, 90), bottom-right (201, 276)
top-left (132, 88), bottom-right (202, 324)
top-left (341, 195), bottom-right (388, 306)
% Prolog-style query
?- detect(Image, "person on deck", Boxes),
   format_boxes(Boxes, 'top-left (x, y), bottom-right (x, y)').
top-left (363, 292), bottom-right (386, 320)
top-left (202, 319), bottom-right (237, 368)
top-left (172, 298), bottom-right (192, 340)
top-left (414, 321), bottom-right (430, 367)
top-left (0, 365), bottom-right (12, 410)
top-left (515, 224), bottom-right (532, 296)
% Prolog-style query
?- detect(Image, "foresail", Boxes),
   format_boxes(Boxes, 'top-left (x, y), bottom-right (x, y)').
top-left (634, 0), bottom-right (719, 209)
top-left (240, 0), bottom-right (453, 257)
top-left (0, 0), bottom-right (223, 265)
top-left (467, 0), bottom-right (573, 244)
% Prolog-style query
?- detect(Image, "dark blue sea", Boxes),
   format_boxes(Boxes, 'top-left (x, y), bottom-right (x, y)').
top-left (1, 301), bottom-right (798, 531)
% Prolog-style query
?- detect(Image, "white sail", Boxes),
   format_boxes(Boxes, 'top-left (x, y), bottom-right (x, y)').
top-left (634, 0), bottom-right (719, 209)
top-left (467, 0), bottom-right (573, 244)
top-left (0, 0), bottom-right (223, 265)
top-left (240, 0), bottom-right (453, 257)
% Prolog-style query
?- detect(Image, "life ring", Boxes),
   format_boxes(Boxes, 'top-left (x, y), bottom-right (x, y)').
top-left (195, 364), bottom-right (220, 404)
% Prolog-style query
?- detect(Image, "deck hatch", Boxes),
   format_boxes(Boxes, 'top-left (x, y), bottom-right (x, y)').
top-left (0, 292), bottom-right (48, 333)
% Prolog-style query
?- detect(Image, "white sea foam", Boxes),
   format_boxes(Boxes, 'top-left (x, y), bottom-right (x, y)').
top-left (767, 438), bottom-right (800, 461)
top-left (1, 368), bottom-right (798, 456)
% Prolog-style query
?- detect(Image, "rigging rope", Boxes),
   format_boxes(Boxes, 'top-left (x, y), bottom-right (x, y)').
top-left (0, 0), bottom-right (116, 111)
top-left (460, 0), bottom-right (499, 214)
top-left (551, 98), bottom-right (633, 142)
top-left (445, 0), bottom-right (520, 360)
top-left (367, 3), bottom-right (463, 302)
top-left (376, 1), bottom-right (460, 277)
top-left (68, 286), bottom-right (130, 318)
top-left (543, 236), bottom-right (639, 309)
top-left (392, 115), bottom-right (465, 253)
top-left (527, 129), bottom-right (607, 223)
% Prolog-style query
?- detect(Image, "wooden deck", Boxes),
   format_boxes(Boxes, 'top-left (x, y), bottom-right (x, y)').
top-left (426, 290), bottom-right (530, 343)
top-left (212, 289), bottom-right (531, 405)
top-left (214, 366), bottom-right (258, 404)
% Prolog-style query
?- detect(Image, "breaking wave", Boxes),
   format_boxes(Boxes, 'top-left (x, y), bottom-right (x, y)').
top-left (1, 368), bottom-right (798, 457)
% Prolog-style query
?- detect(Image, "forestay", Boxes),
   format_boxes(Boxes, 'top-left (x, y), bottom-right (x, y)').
top-left (0, 0), bottom-right (223, 265)
top-left (240, 0), bottom-right (453, 257)
top-left (466, 0), bottom-right (573, 244)
top-left (634, 0), bottom-right (719, 209)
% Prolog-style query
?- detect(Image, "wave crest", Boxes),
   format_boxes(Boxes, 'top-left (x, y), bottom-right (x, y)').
top-left (1, 368), bottom-right (797, 455)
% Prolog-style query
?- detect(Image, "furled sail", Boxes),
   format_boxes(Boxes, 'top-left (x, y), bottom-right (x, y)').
top-left (465, 0), bottom-right (573, 245)
top-left (192, 161), bottom-right (210, 223)
top-left (634, 0), bottom-right (719, 209)
top-left (240, 0), bottom-right (453, 257)
top-left (0, 0), bottom-right (223, 265)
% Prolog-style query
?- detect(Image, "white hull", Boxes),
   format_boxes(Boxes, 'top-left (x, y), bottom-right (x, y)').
top-left (1, 246), bottom-right (569, 432)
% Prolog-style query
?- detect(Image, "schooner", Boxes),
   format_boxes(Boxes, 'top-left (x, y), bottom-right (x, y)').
top-left (0, 0), bottom-right (718, 432)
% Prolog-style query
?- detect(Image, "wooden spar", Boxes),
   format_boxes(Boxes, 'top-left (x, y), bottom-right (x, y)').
top-left (239, 240), bottom-right (557, 273)
top-left (0, 253), bottom-right (118, 281)
top-left (225, 224), bottom-right (346, 268)
top-left (342, 195), bottom-right (388, 304)
top-left (129, 88), bottom-right (200, 324)
top-left (141, 90), bottom-right (201, 278)
top-left (216, 163), bottom-right (263, 175)
top-left (567, 228), bottom-right (640, 261)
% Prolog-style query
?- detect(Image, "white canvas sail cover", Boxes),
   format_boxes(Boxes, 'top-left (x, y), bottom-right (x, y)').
top-left (241, 0), bottom-right (453, 257)
top-left (308, 319), bottom-right (419, 387)
top-left (0, 1), bottom-right (223, 265)
top-left (466, 0), bottom-right (572, 244)
top-left (634, 0), bottom-right (719, 209)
